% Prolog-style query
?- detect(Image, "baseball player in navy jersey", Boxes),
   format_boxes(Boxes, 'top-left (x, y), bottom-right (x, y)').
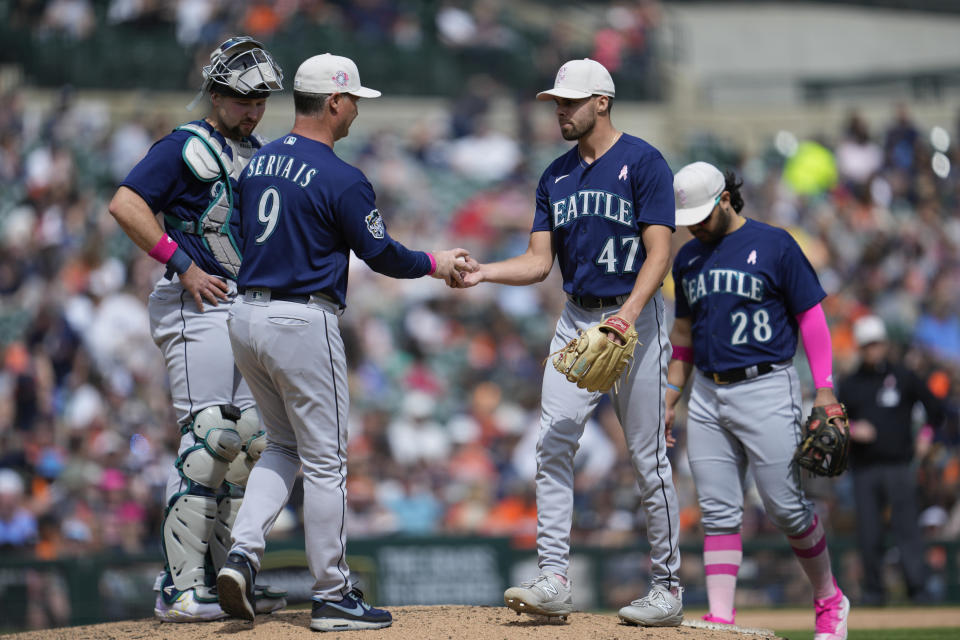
top-left (666, 162), bottom-right (849, 640)
top-left (460, 58), bottom-right (684, 627)
top-left (214, 53), bottom-right (473, 631)
top-left (108, 36), bottom-right (286, 622)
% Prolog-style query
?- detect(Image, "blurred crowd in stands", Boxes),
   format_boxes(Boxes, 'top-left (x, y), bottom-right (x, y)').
top-left (1, 0), bottom-right (960, 626)
top-left (5, 0), bottom-right (663, 98)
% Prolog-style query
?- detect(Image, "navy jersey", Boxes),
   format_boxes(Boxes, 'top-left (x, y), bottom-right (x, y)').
top-left (121, 119), bottom-right (259, 279)
top-left (236, 134), bottom-right (429, 307)
top-left (531, 134), bottom-right (675, 297)
top-left (673, 219), bottom-right (825, 372)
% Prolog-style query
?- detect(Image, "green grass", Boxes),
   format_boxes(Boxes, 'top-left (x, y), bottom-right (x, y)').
top-left (777, 630), bottom-right (959, 640)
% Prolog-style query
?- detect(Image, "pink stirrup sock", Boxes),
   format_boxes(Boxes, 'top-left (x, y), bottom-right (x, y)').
top-left (788, 515), bottom-right (836, 600)
top-left (704, 533), bottom-right (741, 621)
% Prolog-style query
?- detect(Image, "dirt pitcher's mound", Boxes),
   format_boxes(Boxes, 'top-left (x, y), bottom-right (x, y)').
top-left (7, 606), bottom-right (783, 640)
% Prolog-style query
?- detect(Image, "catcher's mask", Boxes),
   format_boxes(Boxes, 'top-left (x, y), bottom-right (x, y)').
top-left (188, 36), bottom-right (283, 110)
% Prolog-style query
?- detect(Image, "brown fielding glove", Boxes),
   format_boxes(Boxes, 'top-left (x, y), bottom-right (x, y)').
top-left (552, 316), bottom-right (639, 393)
top-left (793, 403), bottom-right (850, 477)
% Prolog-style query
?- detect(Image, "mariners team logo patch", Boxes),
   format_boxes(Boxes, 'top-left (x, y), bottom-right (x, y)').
top-left (365, 209), bottom-right (385, 239)
top-left (333, 70), bottom-right (349, 88)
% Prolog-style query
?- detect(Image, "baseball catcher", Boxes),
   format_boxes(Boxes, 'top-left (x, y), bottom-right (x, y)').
top-left (108, 36), bottom-right (286, 622)
top-left (794, 403), bottom-right (850, 477)
top-left (552, 315), bottom-right (639, 393)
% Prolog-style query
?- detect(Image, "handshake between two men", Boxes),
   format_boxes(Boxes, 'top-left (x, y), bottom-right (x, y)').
top-left (429, 249), bottom-right (481, 288)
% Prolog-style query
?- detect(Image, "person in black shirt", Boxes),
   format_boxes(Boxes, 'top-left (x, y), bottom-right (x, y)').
top-left (838, 315), bottom-right (944, 606)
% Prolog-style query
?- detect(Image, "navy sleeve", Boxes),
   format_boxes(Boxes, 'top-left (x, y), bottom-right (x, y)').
top-left (335, 178), bottom-right (395, 259)
top-left (777, 231), bottom-right (826, 315)
top-left (673, 259), bottom-right (692, 319)
top-left (119, 136), bottom-right (192, 212)
top-left (336, 178), bottom-right (430, 277)
top-left (365, 241), bottom-right (432, 278)
top-left (633, 154), bottom-right (676, 231)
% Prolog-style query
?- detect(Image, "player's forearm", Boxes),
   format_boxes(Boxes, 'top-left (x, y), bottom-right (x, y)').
top-left (617, 241), bottom-right (671, 323)
top-left (666, 318), bottom-right (694, 405)
top-left (365, 241), bottom-right (432, 278)
top-left (796, 303), bottom-right (834, 390)
top-left (108, 186), bottom-right (166, 253)
top-left (665, 358), bottom-right (693, 407)
top-left (476, 253), bottom-right (552, 286)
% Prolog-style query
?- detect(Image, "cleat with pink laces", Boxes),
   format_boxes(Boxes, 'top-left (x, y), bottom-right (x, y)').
top-left (814, 587), bottom-right (849, 640)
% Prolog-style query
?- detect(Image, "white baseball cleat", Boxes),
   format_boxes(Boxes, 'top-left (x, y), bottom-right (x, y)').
top-left (504, 573), bottom-right (573, 618)
top-left (618, 584), bottom-right (684, 627)
top-left (813, 588), bottom-right (850, 640)
top-left (154, 589), bottom-right (228, 622)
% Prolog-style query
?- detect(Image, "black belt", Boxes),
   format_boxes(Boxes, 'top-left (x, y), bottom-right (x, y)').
top-left (705, 362), bottom-right (784, 385)
top-left (568, 293), bottom-right (629, 310)
top-left (238, 288), bottom-right (341, 307)
top-left (238, 288), bottom-right (310, 303)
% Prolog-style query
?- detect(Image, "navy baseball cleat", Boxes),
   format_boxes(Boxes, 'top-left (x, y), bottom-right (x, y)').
top-left (217, 552), bottom-right (257, 621)
top-left (310, 589), bottom-right (392, 632)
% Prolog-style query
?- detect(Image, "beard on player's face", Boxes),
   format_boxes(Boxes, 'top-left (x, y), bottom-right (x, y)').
top-left (692, 205), bottom-right (732, 244)
top-left (556, 96), bottom-right (598, 140)
top-left (561, 111), bottom-right (596, 140)
top-left (212, 96), bottom-right (265, 140)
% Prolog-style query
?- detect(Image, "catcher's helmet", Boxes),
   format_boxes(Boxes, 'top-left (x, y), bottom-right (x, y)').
top-left (189, 36), bottom-right (283, 109)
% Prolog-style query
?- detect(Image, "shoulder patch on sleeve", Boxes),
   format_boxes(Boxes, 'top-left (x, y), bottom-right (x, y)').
top-left (182, 137), bottom-right (222, 181)
top-left (365, 209), bottom-right (385, 239)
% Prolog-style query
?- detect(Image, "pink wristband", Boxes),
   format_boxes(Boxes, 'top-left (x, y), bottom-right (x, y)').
top-left (671, 345), bottom-right (693, 363)
top-left (427, 252), bottom-right (437, 275)
top-left (148, 233), bottom-right (178, 263)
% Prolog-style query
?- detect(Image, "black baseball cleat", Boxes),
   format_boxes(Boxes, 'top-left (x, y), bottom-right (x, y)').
top-left (310, 588), bottom-right (392, 632)
top-left (217, 552), bottom-right (257, 621)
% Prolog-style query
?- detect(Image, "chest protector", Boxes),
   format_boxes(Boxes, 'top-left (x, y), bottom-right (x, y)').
top-left (164, 124), bottom-right (253, 279)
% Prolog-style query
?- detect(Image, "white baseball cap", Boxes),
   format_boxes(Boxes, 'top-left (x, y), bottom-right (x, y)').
top-left (853, 315), bottom-right (887, 346)
top-left (673, 162), bottom-right (726, 226)
top-left (293, 53), bottom-right (381, 98)
top-left (537, 58), bottom-right (615, 101)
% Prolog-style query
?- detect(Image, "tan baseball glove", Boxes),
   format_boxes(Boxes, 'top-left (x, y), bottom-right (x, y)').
top-left (792, 403), bottom-right (850, 477)
top-left (552, 316), bottom-right (639, 393)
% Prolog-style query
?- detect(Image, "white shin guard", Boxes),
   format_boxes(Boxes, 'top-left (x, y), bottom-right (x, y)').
top-left (209, 494), bottom-right (241, 574)
top-left (163, 493), bottom-right (218, 595)
top-left (163, 405), bottom-right (244, 595)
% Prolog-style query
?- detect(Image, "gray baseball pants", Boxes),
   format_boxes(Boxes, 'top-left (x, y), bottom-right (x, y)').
top-left (227, 291), bottom-right (351, 601)
top-left (148, 274), bottom-right (255, 502)
top-left (537, 292), bottom-right (682, 589)
top-left (685, 364), bottom-right (814, 536)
